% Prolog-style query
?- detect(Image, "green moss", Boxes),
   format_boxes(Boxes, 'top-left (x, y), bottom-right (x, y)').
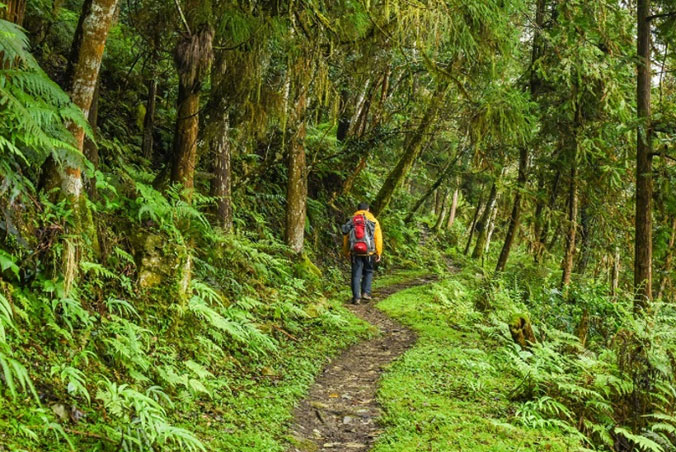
top-left (373, 280), bottom-right (579, 452)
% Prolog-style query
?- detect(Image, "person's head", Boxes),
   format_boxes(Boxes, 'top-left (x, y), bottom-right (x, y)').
top-left (357, 202), bottom-right (369, 211)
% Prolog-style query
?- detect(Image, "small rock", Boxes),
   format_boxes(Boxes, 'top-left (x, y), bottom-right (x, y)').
top-left (51, 404), bottom-right (67, 421)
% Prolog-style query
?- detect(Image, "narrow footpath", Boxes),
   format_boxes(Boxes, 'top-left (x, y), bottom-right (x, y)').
top-left (287, 277), bottom-right (434, 452)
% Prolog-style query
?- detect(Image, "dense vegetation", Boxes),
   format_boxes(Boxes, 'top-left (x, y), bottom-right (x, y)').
top-left (1, 0), bottom-right (676, 450)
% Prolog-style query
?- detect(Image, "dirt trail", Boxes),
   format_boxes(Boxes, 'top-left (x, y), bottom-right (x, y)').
top-left (287, 276), bottom-right (434, 452)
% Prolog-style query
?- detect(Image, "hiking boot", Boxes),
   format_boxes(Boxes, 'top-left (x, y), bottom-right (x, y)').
top-left (362, 294), bottom-right (372, 301)
top-left (352, 298), bottom-right (361, 305)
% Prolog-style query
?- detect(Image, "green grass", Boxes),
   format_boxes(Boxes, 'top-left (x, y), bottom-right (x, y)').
top-left (373, 276), bottom-right (580, 452)
top-left (203, 269), bottom-right (433, 451)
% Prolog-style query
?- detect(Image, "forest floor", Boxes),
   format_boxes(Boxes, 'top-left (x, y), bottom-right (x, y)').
top-left (286, 268), bottom-right (578, 452)
top-left (287, 276), bottom-right (436, 452)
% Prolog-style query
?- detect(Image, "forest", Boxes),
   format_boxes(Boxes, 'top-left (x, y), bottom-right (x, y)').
top-left (1, 0), bottom-right (676, 450)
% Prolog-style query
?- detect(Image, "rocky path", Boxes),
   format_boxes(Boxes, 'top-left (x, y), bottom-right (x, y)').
top-left (287, 276), bottom-right (434, 452)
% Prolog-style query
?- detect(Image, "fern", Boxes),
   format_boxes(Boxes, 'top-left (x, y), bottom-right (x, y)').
top-left (615, 427), bottom-right (665, 452)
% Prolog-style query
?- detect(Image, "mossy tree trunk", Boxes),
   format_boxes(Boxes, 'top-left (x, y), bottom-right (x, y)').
top-left (447, 186), bottom-right (459, 229)
top-left (560, 149), bottom-right (578, 289)
top-left (657, 218), bottom-right (676, 300)
top-left (207, 51), bottom-right (233, 231)
top-left (433, 189), bottom-right (449, 233)
top-left (472, 181), bottom-right (498, 259)
top-left (83, 80), bottom-right (100, 199)
top-left (635, 0), bottom-right (653, 308)
top-left (533, 169), bottom-right (561, 262)
top-left (509, 314), bottom-right (536, 350)
top-left (54, 0), bottom-right (118, 292)
top-left (405, 153), bottom-right (458, 222)
top-left (371, 82), bottom-right (447, 217)
top-left (285, 57), bottom-right (310, 254)
top-left (464, 190), bottom-right (485, 255)
top-left (170, 24), bottom-right (214, 196)
top-left (0, 0), bottom-right (26, 25)
top-left (142, 78), bottom-right (158, 160)
top-left (484, 202), bottom-right (499, 253)
top-left (496, 0), bottom-right (546, 272)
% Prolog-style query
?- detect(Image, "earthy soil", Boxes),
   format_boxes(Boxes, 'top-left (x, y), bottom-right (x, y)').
top-left (287, 276), bottom-right (435, 452)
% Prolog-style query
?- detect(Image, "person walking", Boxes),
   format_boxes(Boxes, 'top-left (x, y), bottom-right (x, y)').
top-left (342, 202), bottom-right (383, 304)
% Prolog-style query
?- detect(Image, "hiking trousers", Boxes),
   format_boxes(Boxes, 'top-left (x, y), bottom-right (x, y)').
top-left (351, 255), bottom-right (374, 300)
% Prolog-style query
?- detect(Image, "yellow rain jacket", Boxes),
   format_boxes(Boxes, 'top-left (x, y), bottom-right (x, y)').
top-left (343, 210), bottom-right (383, 257)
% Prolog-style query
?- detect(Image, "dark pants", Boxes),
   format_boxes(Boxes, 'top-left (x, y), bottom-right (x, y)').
top-left (351, 255), bottom-right (375, 300)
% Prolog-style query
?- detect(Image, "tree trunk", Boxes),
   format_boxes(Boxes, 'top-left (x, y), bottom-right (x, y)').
top-left (495, 0), bottom-right (546, 272)
top-left (447, 187), bottom-right (459, 229)
top-left (464, 193), bottom-right (485, 255)
top-left (434, 189), bottom-right (443, 215)
top-left (433, 190), bottom-right (450, 233)
top-left (534, 169), bottom-right (561, 262)
top-left (336, 88), bottom-right (351, 142)
top-left (142, 78), bottom-right (157, 160)
top-left (611, 247), bottom-right (620, 297)
top-left (406, 155), bottom-right (457, 221)
top-left (560, 158), bottom-right (578, 289)
top-left (575, 201), bottom-right (592, 275)
top-left (509, 314), bottom-right (536, 350)
top-left (347, 80), bottom-right (370, 138)
top-left (284, 51), bottom-right (310, 254)
top-left (83, 80), bottom-right (100, 199)
top-left (0, 0), bottom-right (26, 25)
top-left (485, 202), bottom-right (499, 253)
top-left (372, 83), bottom-right (447, 216)
top-left (57, 0), bottom-right (118, 292)
top-left (496, 146), bottom-right (528, 271)
top-left (170, 26), bottom-right (214, 195)
top-left (472, 181), bottom-right (498, 259)
top-left (635, 0), bottom-right (653, 308)
top-left (285, 88), bottom-right (308, 254)
top-left (211, 113), bottom-right (233, 231)
top-left (657, 218), bottom-right (676, 300)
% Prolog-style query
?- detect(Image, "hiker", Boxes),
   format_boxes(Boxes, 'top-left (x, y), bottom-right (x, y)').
top-left (342, 202), bottom-right (383, 304)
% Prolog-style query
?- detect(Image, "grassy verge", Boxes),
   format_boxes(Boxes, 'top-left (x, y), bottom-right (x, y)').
top-left (204, 269), bottom-right (431, 451)
top-left (201, 297), bottom-right (370, 450)
top-left (373, 271), bottom-right (580, 452)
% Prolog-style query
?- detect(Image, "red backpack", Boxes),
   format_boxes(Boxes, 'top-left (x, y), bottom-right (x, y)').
top-left (342, 214), bottom-right (375, 255)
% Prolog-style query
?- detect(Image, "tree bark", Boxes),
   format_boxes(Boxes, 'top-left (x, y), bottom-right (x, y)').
top-left (211, 112), bottom-right (233, 231)
top-left (207, 51), bottom-right (233, 232)
top-left (170, 26), bottom-right (214, 195)
top-left (472, 181), bottom-right (498, 259)
top-left (535, 169), bottom-right (561, 262)
top-left (336, 88), bottom-right (351, 142)
top-left (57, 0), bottom-right (118, 292)
top-left (464, 192), bottom-right (485, 255)
top-left (485, 202), bottom-right (499, 253)
top-left (657, 218), bottom-right (676, 300)
top-left (285, 87), bottom-right (308, 254)
top-left (371, 83), bottom-right (447, 216)
top-left (83, 80), bottom-right (100, 199)
top-left (284, 52), bottom-right (310, 254)
top-left (433, 189), bottom-right (450, 233)
top-left (142, 78), bottom-right (158, 160)
top-left (447, 187), bottom-right (459, 229)
top-left (560, 156), bottom-right (578, 289)
top-left (405, 154), bottom-right (457, 222)
top-left (0, 0), bottom-right (26, 25)
top-left (635, 0), bottom-right (653, 308)
top-left (495, 0), bottom-right (546, 272)
top-left (611, 246), bottom-right (621, 297)
top-left (496, 146), bottom-right (528, 271)
top-left (575, 201), bottom-right (592, 275)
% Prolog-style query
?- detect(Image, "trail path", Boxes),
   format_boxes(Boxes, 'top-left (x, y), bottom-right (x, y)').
top-left (287, 276), bottom-right (434, 452)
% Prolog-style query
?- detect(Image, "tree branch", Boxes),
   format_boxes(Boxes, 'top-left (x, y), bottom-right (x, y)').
top-left (647, 11), bottom-right (676, 21)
